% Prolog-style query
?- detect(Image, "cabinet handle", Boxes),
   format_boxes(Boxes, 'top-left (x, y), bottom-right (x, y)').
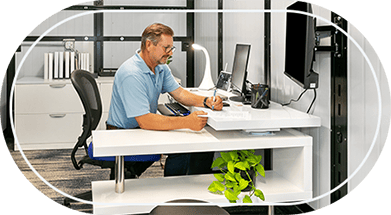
top-left (49, 114), bottom-right (66, 118)
top-left (49, 84), bottom-right (66, 88)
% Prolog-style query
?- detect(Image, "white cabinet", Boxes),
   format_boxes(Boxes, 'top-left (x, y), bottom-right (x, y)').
top-left (14, 77), bottom-right (114, 150)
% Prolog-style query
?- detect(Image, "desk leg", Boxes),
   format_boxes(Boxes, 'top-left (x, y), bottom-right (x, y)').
top-left (268, 205), bottom-right (274, 215)
top-left (115, 156), bottom-right (125, 193)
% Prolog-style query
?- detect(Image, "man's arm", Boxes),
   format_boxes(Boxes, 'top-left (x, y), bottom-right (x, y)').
top-left (135, 111), bottom-right (208, 131)
top-left (169, 87), bottom-right (223, 111)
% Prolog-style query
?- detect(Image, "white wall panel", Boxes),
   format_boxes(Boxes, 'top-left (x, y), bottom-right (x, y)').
top-left (271, 0), bottom-right (331, 210)
top-left (194, 0), bottom-right (218, 87)
top-left (104, 0), bottom-right (186, 7)
top-left (104, 12), bottom-right (187, 37)
top-left (347, 24), bottom-right (391, 194)
top-left (29, 11), bottom-right (93, 36)
top-left (104, 41), bottom-right (186, 85)
top-left (224, 0), bottom-right (264, 85)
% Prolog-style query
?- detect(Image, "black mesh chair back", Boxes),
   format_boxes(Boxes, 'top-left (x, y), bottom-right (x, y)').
top-left (70, 69), bottom-right (102, 170)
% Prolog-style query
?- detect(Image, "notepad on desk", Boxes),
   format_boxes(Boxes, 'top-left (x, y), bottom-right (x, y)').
top-left (203, 110), bottom-right (250, 119)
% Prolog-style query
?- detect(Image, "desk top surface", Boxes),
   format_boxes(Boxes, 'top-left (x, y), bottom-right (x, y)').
top-left (92, 128), bottom-right (311, 157)
top-left (190, 89), bottom-right (321, 131)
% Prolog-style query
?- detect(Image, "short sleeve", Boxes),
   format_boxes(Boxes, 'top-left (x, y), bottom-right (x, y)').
top-left (119, 75), bottom-right (150, 118)
top-left (161, 65), bottom-right (180, 93)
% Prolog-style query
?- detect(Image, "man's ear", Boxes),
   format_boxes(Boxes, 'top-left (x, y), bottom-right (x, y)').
top-left (145, 40), bottom-right (154, 52)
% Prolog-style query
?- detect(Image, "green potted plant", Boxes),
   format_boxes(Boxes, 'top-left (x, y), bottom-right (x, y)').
top-left (208, 150), bottom-right (266, 203)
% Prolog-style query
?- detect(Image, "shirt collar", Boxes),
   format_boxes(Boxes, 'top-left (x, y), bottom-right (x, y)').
top-left (135, 49), bottom-right (164, 75)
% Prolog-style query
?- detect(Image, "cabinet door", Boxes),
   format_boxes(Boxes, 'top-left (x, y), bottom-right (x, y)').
top-left (15, 83), bottom-right (83, 114)
top-left (15, 113), bottom-right (82, 145)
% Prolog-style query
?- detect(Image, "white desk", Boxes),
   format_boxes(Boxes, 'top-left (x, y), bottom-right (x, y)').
top-left (189, 89), bottom-right (320, 131)
top-left (91, 91), bottom-right (320, 214)
top-left (92, 128), bottom-right (313, 214)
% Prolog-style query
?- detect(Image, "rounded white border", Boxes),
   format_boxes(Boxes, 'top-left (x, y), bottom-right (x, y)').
top-left (9, 10), bottom-right (382, 206)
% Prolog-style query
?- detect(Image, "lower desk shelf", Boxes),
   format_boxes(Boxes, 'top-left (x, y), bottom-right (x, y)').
top-left (92, 171), bottom-right (312, 215)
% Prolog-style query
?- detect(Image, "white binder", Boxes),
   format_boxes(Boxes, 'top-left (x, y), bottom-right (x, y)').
top-left (48, 53), bottom-right (53, 80)
top-left (70, 52), bottom-right (75, 73)
top-left (54, 52), bottom-right (59, 79)
top-left (59, 52), bottom-right (64, 79)
top-left (65, 52), bottom-right (70, 79)
top-left (44, 53), bottom-right (49, 80)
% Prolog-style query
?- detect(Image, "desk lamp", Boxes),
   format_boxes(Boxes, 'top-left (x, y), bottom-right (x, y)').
top-left (192, 44), bottom-right (215, 90)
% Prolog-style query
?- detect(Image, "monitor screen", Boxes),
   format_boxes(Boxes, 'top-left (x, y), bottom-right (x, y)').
top-left (284, 1), bottom-right (318, 89)
top-left (231, 44), bottom-right (251, 95)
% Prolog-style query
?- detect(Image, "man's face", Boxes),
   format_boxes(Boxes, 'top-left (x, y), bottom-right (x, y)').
top-left (150, 34), bottom-right (174, 65)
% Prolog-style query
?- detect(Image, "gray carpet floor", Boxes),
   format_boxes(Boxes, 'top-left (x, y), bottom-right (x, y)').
top-left (7, 142), bottom-right (313, 215)
top-left (8, 146), bottom-right (165, 213)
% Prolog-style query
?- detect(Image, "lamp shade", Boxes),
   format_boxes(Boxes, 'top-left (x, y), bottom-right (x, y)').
top-left (192, 44), bottom-right (215, 90)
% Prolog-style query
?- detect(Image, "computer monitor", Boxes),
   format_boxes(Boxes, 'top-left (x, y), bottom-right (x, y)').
top-left (284, 1), bottom-right (318, 89)
top-left (229, 44), bottom-right (251, 103)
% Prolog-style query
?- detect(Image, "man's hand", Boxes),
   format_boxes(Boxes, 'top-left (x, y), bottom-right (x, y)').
top-left (186, 111), bottom-right (208, 131)
top-left (206, 96), bottom-right (223, 111)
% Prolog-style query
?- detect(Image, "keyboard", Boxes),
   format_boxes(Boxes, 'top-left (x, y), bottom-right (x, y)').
top-left (164, 102), bottom-right (190, 116)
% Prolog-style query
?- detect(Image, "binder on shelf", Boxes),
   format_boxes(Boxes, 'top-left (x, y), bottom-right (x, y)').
top-left (65, 52), bottom-right (70, 79)
top-left (86, 53), bottom-right (90, 72)
top-left (70, 52), bottom-right (75, 73)
top-left (48, 53), bottom-right (53, 80)
top-left (59, 52), bottom-right (64, 79)
top-left (78, 53), bottom-right (82, 70)
top-left (44, 53), bottom-right (49, 80)
top-left (54, 52), bottom-right (59, 79)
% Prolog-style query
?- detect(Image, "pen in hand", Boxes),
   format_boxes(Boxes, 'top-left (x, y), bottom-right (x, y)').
top-left (212, 89), bottom-right (217, 110)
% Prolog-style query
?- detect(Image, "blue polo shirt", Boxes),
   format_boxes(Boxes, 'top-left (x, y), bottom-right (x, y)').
top-left (106, 50), bottom-right (180, 129)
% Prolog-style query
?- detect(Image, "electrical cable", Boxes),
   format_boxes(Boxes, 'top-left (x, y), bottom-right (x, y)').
top-left (282, 88), bottom-right (308, 106)
top-left (306, 88), bottom-right (317, 113)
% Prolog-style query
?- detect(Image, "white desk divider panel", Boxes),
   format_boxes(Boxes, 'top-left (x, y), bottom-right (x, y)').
top-left (91, 128), bottom-right (312, 215)
top-left (193, 102), bottom-right (321, 131)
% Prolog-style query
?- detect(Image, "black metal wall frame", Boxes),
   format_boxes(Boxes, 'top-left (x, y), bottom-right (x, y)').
top-left (4, 1), bottom-right (196, 141)
top-left (21, 0), bottom-right (196, 86)
top-left (314, 15), bottom-right (349, 204)
top-left (330, 13), bottom-right (348, 204)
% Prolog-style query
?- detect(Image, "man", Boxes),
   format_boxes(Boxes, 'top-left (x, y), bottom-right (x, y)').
top-left (106, 23), bottom-right (223, 177)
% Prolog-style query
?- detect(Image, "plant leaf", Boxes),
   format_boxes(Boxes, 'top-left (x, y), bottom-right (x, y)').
top-left (228, 151), bottom-right (239, 161)
top-left (239, 150), bottom-right (249, 157)
top-left (224, 189), bottom-right (239, 201)
top-left (225, 181), bottom-right (236, 188)
top-left (208, 181), bottom-right (225, 193)
top-left (234, 162), bottom-right (247, 171)
top-left (214, 173), bottom-right (225, 182)
top-left (215, 181), bottom-right (226, 191)
top-left (225, 172), bottom-right (236, 182)
top-left (255, 155), bottom-right (263, 164)
top-left (211, 157), bottom-right (226, 168)
top-left (238, 179), bottom-right (249, 190)
top-left (229, 184), bottom-right (241, 197)
top-left (243, 160), bottom-right (251, 169)
top-left (243, 195), bottom-right (252, 203)
top-left (227, 161), bottom-right (235, 173)
top-left (254, 189), bottom-right (265, 201)
top-left (256, 164), bottom-right (265, 177)
top-left (234, 172), bottom-right (242, 181)
top-left (208, 182), bottom-right (218, 193)
top-left (221, 152), bottom-right (232, 162)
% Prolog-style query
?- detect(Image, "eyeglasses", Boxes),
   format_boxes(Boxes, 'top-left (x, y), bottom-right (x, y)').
top-left (159, 44), bottom-right (176, 53)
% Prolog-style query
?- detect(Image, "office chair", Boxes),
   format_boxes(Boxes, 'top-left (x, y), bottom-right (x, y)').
top-left (64, 69), bottom-right (160, 207)
top-left (149, 199), bottom-right (229, 215)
